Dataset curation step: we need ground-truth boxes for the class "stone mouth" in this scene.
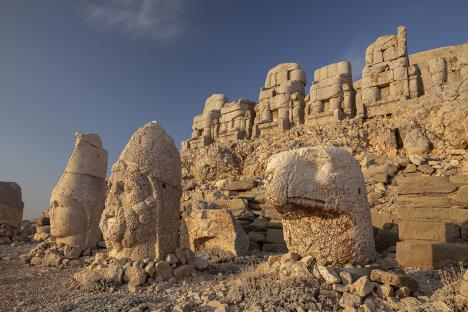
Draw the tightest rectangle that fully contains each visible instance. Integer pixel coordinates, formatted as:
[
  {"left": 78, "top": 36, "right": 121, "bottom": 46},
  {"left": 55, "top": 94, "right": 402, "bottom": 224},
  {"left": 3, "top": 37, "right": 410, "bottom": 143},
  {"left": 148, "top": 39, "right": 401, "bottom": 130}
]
[{"left": 276, "top": 197, "right": 342, "bottom": 219}]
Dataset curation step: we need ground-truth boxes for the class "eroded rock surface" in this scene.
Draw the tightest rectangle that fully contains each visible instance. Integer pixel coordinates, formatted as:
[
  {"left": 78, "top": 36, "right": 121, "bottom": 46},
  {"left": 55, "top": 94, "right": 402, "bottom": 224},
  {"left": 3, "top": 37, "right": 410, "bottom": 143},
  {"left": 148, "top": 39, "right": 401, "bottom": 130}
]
[
  {"left": 181, "top": 207, "right": 249, "bottom": 257},
  {"left": 49, "top": 133, "right": 107, "bottom": 253},
  {"left": 100, "top": 122, "right": 181, "bottom": 261},
  {"left": 0, "top": 182, "right": 24, "bottom": 237},
  {"left": 265, "top": 145, "right": 376, "bottom": 265}
]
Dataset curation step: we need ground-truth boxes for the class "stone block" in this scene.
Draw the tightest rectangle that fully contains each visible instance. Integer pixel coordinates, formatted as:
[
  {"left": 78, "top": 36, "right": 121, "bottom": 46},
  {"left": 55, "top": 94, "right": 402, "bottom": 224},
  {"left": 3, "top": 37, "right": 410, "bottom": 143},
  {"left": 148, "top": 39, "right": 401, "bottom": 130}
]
[
  {"left": 370, "top": 269, "right": 418, "bottom": 292},
  {"left": 395, "top": 195, "right": 456, "bottom": 208},
  {"left": 395, "top": 207, "right": 468, "bottom": 223},
  {"left": 223, "top": 178, "right": 256, "bottom": 191},
  {"left": 396, "top": 176, "right": 457, "bottom": 195},
  {"left": 460, "top": 280, "right": 468, "bottom": 297},
  {"left": 461, "top": 51, "right": 468, "bottom": 65},
  {"left": 371, "top": 211, "right": 396, "bottom": 229},
  {"left": 393, "top": 67, "right": 408, "bottom": 81},
  {"left": 317, "top": 82, "right": 342, "bottom": 100},
  {"left": 261, "top": 204, "right": 282, "bottom": 220},
  {"left": 396, "top": 240, "right": 468, "bottom": 269},
  {"left": 0, "top": 182, "right": 24, "bottom": 230},
  {"left": 265, "top": 228, "right": 284, "bottom": 244},
  {"left": 399, "top": 221, "right": 460, "bottom": 242},
  {"left": 314, "top": 68, "right": 320, "bottom": 81},
  {"left": 452, "top": 185, "right": 468, "bottom": 203},
  {"left": 371, "top": 211, "right": 398, "bottom": 251},
  {"left": 226, "top": 198, "right": 248, "bottom": 216},
  {"left": 262, "top": 243, "right": 288, "bottom": 253},
  {"left": 248, "top": 231, "right": 266, "bottom": 242},
  {"left": 181, "top": 208, "right": 249, "bottom": 257}
]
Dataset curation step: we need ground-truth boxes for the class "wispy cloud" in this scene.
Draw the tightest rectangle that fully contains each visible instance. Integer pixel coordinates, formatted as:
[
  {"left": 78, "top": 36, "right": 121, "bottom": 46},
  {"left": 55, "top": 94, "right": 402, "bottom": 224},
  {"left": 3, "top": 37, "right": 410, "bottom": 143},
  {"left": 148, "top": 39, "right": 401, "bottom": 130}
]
[
  {"left": 83, "top": 0, "right": 186, "bottom": 40},
  {"left": 341, "top": 35, "right": 371, "bottom": 80}
]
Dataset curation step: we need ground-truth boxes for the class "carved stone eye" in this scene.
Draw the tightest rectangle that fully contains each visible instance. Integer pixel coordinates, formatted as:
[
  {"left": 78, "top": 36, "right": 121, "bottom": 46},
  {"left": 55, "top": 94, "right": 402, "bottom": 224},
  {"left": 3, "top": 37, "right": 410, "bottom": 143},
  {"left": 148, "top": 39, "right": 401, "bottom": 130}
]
[{"left": 116, "top": 182, "right": 124, "bottom": 193}]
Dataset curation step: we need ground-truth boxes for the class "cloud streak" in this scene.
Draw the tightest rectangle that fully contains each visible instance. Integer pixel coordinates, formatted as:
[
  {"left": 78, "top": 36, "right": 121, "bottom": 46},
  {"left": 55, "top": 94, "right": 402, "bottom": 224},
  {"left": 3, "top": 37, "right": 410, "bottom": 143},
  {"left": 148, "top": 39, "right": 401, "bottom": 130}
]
[
  {"left": 83, "top": 0, "right": 185, "bottom": 40},
  {"left": 340, "top": 34, "right": 371, "bottom": 80}
]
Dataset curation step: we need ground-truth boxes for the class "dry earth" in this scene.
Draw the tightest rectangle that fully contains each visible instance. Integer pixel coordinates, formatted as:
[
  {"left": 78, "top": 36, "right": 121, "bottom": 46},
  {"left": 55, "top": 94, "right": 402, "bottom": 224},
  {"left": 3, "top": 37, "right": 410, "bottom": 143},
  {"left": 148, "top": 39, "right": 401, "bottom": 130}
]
[{"left": 1, "top": 242, "right": 464, "bottom": 312}]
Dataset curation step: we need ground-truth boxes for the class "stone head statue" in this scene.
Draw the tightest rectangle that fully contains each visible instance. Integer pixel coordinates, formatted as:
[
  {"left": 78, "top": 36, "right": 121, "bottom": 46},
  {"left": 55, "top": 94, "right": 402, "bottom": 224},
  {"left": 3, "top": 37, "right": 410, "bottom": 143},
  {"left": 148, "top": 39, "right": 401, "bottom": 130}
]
[
  {"left": 202, "top": 94, "right": 227, "bottom": 115},
  {"left": 49, "top": 133, "right": 107, "bottom": 253},
  {"left": 265, "top": 145, "right": 376, "bottom": 265},
  {"left": 100, "top": 121, "right": 181, "bottom": 261},
  {"left": 0, "top": 182, "right": 24, "bottom": 236}
]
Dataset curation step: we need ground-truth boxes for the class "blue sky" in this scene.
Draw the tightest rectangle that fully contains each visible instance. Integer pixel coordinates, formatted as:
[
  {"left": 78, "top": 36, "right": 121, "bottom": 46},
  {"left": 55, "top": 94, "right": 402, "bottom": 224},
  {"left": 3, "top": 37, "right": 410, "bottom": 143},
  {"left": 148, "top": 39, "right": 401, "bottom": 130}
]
[{"left": 1, "top": 0, "right": 467, "bottom": 219}]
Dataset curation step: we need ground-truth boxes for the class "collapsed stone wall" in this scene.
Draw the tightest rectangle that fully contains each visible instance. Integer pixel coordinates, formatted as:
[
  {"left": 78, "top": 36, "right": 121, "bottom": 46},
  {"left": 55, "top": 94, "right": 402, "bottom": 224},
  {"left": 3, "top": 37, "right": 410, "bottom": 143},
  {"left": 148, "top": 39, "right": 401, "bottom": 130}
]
[
  {"left": 183, "top": 27, "right": 467, "bottom": 152},
  {"left": 181, "top": 26, "right": 467, "bottom": 268},
  {"left": 181, "top": 98, "right": 468, "bottom": 266}
]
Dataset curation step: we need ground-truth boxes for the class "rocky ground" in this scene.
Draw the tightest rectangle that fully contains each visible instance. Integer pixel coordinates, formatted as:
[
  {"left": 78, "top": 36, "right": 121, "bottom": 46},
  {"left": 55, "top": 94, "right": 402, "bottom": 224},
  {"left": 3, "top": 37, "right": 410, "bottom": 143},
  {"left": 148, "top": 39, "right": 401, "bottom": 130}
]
[{"left": 1, "top": 242, "right": 466, "bottom": 312}]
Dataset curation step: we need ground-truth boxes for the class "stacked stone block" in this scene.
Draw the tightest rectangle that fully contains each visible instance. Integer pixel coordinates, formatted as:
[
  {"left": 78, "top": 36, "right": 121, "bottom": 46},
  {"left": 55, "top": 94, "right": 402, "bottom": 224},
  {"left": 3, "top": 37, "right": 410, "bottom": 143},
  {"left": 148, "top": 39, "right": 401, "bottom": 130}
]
[
  {"left": 184, "top": 177, "right": 288, "bottom": 253},
  {"left": 183, "top": 95, "right": 257, "bottom": 150},
  {"left": 219, "top": 178, "right": 288, "bottom": 253},
  {"left": 426, "top": 44, "right": 468, "bottom": 100},
  {"left": 218, "top": 99, "right": 256, "bottom": 144},
  {"left": 253, "top": 63, "right": 306, "bottom": 137},
  {"left": 305, "top": 61, "right": 356, "bottom": 125},
  {"left": 359, "top": 26, "right": 421, "bottom": 118},
  {"left": 183, "top": 94, "right": 228, "bottom": 149},
  {"left": 395, "top": 175, "right": 468, "bottom": 268}
]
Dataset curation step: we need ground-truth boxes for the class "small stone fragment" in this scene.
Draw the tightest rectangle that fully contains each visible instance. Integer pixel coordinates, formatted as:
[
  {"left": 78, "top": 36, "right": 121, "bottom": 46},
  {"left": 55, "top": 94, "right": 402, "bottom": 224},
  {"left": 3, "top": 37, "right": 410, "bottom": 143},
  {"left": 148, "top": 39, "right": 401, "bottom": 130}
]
[
  {"left": 191, "top": 256, "right": 209, "bottom": 270},
  {"left": 350, "top": 276, "right": 376, "bottom": 297},
  {"left": 30, "top": 256, "right": 42, "bottom": 266},
  {"left": 173, "top": 264, "right": 194, "bottom": 280},
  {"left": 166, "top": 253, "right": 179, "bottom": 265},
  {"left": 123, "top": 266, "right": 147, "bottom": 285},
  {"left": 155, "top": 261, "right": 173, "bottom": 281},
  {"left": 370, "top": 269, "right": 418, "bottom": 292},
  {"left": 339, "top": 271, "right": 354, "bottom": 285},
  {"left": 339, "top": 292, "right": 362, "bottom": 309},
  {"left": 396, "top": 286, "right": 411, "bottom": 298},
  {"left": 377, "top": 283, "right": 394, "bottom": 298}
]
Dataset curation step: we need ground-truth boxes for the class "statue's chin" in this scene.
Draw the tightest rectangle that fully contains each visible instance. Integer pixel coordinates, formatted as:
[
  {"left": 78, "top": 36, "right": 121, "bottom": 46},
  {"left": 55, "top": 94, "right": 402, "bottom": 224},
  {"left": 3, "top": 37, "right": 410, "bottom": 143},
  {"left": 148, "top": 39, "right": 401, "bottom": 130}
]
[{"left": 104, "top": 217, "right": 124, "bottom": 243}]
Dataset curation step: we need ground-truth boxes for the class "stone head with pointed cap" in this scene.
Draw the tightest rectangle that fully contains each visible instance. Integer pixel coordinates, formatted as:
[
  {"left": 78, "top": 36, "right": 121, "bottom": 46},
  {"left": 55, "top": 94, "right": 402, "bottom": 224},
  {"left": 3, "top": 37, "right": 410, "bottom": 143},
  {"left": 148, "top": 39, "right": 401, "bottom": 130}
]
[
  {"left": 100, "top": 121, "right": 181, "bottom": 261},
  {"left": 50, "top": 132, "right": 108, "bottom": 253}
]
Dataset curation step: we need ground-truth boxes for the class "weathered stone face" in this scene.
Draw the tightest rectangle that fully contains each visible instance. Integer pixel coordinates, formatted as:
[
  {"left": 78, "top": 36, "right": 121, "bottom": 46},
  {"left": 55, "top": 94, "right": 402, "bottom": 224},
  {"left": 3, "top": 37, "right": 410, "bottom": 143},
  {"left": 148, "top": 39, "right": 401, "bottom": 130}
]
[
  {"left": 100, "top": 122, "right": 181, "bottom": 261},
  {"left": 49, "top": 133, "right": 107, "bottom": 253},
  {"left": 265, "top": 145, "right": 376, "bottom": 265},
  {"left": 0, "top": 182, "right": 24, "bottom": 236}
]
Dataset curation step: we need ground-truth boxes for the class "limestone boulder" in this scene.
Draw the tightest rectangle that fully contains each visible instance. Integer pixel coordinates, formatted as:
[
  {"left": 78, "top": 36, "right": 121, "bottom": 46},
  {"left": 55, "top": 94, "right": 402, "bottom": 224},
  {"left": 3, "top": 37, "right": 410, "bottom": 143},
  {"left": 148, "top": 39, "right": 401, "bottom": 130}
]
[
  {"left": 427, "top": 101, "right": 468, "bottom": 149},
  {"left": 403, "top": 128, "right": 431, "bottom": 156},
  {"left": 0, "top": 182, "right": 24, "bottom": 234},
  {"left": 222, "top": 177, "right": 256, "bottom": 191},
  {"left": 370, "top": 269, "right": 418, "bottom": 292},
  {"left": 181, "top": 207, "right": 249, "bottom": 257},
  {"left": 74, "top": 263, "right": 123, "bottom": 289},
  {"left": 49, "top": 133, "right": 107, "bottom": 253},
  {"left": 100, "top": 122, "right": 181, "bottom": 261},
  {"left": 265, "top": 145, "right": 376, "bottom": 265},
  {"left": 181, "top": 145, "right": 241, "bottom": 183}
]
